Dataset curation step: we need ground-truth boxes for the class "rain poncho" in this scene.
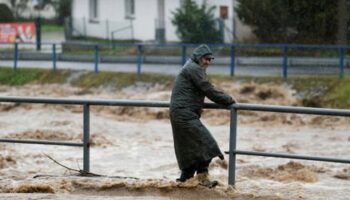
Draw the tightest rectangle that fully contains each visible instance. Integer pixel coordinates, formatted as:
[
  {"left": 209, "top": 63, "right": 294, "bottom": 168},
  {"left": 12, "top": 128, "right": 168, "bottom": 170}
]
[{"left": 170, "top": 44, "right": 234, "bottom": 170}]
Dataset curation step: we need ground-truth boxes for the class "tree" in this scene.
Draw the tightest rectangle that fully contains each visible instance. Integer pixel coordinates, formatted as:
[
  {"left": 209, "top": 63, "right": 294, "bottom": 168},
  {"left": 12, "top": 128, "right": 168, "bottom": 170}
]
[
  {"left": 172, "top": 0, "right": 222, "bottom": 44},
  {"left": 235, "top": 0, "right": 287, "bottom": 43},
  {"left": 337, "top": 0, "right": 348, "bottom": 44},
  {"left": 8, "top": 0, "right": 29, "bottom": 19},
  {"left": 0, "top": 3, "right": 14, "bottom": 22},
  {"left": 38, "top": 0, "right": 72, "bottom": 24},
  {"left": 235, "top": 0, "right": 340, "bottom": 44},
  {"left": 56, "top": 0, "right": 71, "bottom": 25},
  {"left": 6, "top": 0, "right": 71, "bottom": 24}
]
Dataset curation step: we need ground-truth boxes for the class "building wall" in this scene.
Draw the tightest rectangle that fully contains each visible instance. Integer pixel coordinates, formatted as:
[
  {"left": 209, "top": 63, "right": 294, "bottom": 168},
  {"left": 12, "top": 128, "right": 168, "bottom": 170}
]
[
  {"left": 133, "top": 0, "right": 157, "bottom": 41},
  {"left": 164, "top": 0, "right": 180, "bottom": 42},
  {"left": 231, "top": 0, "right": 253, "bottom": 41},
  {"left": 71, "top": 0, "right": 253, "bottom": 42},
  {"left": 72, "top": 0, "right": 157, "bottom": 40}
]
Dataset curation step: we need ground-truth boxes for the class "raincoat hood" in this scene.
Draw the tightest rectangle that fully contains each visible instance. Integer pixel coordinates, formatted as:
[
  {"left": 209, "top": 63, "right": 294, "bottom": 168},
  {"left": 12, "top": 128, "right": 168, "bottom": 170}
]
[{"left": 191, "top": 44, "right": 214, "bottom": 63}]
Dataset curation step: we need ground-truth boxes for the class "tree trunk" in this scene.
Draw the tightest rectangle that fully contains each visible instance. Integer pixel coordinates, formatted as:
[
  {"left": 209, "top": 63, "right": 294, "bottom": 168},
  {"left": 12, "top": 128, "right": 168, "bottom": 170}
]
[{"left": 337, "top": 0, "right": 348, "bottom": 44}]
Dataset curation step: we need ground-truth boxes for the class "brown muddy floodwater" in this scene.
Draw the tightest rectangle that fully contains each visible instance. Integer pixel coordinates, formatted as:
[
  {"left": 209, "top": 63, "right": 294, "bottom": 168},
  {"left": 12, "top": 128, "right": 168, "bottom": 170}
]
[{"left": 0, "top": 82, "right": 350, "bottom": 199}]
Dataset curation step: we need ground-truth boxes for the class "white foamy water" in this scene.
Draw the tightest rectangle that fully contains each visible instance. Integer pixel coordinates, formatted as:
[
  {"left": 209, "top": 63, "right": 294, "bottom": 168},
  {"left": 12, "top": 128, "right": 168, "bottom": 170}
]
[{"left": 0, "top": 83, "right": 349, "bottom": 199}]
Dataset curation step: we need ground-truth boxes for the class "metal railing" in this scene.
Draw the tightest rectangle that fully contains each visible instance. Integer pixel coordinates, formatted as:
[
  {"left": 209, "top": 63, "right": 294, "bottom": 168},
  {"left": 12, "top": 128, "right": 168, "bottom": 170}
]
[
  {"left": 227, "top": 103, "right": 350, "bottom": 185},
  {"left": 1, "top": 42, "right": 350, "bottom": 78},
  {"left": 0, "top": 96, "right": 169, "bottom": 172},
  {"left": 0, "top": 96, "right": 350, "bottom": 185}
]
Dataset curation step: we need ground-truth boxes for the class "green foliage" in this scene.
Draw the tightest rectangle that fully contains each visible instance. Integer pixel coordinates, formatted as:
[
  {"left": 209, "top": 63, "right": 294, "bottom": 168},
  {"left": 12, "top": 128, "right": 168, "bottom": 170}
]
[
  {"left": 171, "top": 0, "right": 222, "bottom": 44},
  {"left": 0, "top": 3, "right": 14, "bottom": 22},
  {"left": 0, "top": 67, "right": 69, "bottom": 85},
  {"left": 6, "top": 0, "right": 71, "bottom": 25},
  {"left": 56, "top": 0, "right": 71, "bottom": 24},
  {"left": 321, "top": 78, "right": 350, "bottom": 108},
  {"left": 7, "top": 0, "right": 29, "bottom": 19},
  {"left": 72, "top": 71, "right": 173, "bottom": 89},
  {"left": 41, "top": 24, "right": 64, "bottom": 32},
  {"left": 30, "top": 0, "right": 71, "bottom": 25},
  {"left": 235, "top": 0, "right": 339, "bottom": 44}
]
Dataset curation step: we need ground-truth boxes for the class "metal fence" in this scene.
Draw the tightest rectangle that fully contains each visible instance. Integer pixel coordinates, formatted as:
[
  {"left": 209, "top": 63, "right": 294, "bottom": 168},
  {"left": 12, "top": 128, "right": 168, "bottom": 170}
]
[
  {"left": 227, "top": 103, "right": 350, "bottom": 185},
  {"left": 1, "top": 42, "right": 350, "bottom": 78},
  {"left": 0, "top": 96, "right": 350, "bottom": 185}
]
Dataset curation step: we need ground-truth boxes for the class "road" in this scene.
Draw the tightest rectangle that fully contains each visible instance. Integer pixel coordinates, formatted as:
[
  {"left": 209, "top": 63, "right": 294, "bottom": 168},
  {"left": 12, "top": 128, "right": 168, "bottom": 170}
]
[{"left": 1, "top": 60, "right": 350, "bottom": 77}]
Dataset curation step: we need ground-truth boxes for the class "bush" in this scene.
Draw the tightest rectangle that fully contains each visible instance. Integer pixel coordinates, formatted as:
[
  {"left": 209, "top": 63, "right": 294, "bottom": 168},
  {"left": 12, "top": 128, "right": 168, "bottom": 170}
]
[
  {"left": 0, "top": 3, "right": 14, "bottom": 22},
  {"left": 171, "top": 0, "right": 222, "bottom": 44},
  {"left": 56, "top": 0, "right": 71, "bottom": 25}
]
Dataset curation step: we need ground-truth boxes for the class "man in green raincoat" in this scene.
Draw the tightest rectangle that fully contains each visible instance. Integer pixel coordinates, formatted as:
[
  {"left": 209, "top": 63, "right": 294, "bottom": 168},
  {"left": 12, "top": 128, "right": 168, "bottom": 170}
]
[{"left": 170, "top": 44, "right": 236, "bottom": 186}]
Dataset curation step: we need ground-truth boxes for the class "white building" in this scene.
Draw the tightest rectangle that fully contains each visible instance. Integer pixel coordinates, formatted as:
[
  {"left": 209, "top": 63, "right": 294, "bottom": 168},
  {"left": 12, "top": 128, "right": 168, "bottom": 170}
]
[{"left": 71, "top": 0, "right": 252, "bottom": 43}]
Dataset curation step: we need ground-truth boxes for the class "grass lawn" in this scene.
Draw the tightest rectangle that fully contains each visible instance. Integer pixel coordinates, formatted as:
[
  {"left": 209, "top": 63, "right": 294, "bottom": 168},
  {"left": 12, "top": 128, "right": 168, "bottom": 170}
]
[{"left": 41, "top": 24, "right": 64, "bottom": 33}]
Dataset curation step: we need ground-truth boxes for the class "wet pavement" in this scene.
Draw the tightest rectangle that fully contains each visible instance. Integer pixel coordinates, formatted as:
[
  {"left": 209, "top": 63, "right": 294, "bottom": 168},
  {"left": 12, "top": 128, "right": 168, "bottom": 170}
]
[{"left": 1, "top": 59, "right": 349, "bottom": 77}]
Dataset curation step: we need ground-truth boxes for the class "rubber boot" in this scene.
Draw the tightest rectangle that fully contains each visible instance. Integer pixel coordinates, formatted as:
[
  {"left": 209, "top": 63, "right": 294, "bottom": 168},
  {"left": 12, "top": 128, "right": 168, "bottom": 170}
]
[
  {"left": 197, "top": 172, "right": 218, "bottom": 188},
  {"left": 176, "top": 169, "right": 195, "bottom": 182}
]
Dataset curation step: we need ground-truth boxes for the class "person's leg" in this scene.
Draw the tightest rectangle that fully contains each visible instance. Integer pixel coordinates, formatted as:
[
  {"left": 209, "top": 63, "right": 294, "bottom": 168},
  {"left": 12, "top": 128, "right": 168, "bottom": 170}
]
[
  {"left": 176, "top": 166, "right": 196, "bottom": 182},
  {"left": 196, "top": 159, "right": 218, "bottom": 188},
  {"left": 196, "top": 159, "right": 211, "bottom": 174}
]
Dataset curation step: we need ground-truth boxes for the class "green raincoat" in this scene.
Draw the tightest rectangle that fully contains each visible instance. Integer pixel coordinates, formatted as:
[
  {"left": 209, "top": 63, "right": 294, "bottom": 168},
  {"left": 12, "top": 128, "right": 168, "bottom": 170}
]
[{"left": 170, "top": 44, "right": 234, "bottom": 170}]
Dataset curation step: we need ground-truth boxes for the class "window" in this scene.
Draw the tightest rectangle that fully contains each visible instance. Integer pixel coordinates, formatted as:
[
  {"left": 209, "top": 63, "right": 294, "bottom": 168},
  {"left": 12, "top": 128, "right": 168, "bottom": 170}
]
[
  {"left": 220, "top": 6, "right": 228, "bottom": 19},
  {"left": 125, "top": 0, "right": 135, "bottom": 19},
  {"left": 89, "top": 0, "right": 99, "bottom": 21}
]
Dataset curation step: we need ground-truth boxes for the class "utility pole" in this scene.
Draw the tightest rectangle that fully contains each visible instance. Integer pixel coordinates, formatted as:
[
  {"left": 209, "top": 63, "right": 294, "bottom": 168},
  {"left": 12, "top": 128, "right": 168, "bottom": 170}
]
[
  {"left": 337, "top": 0, "right": 348, "bottom": 44},
  {"left": 156, "top": 0, "right": 166, "bottom": 43},
  {"left": 232, "top": 0, "right": 236, "bottom": 42}
]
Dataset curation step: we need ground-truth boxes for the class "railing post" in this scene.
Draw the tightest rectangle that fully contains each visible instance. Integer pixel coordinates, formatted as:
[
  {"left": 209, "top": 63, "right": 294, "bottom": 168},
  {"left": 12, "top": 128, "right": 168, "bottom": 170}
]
[
  {"left": 137, "top": 44, "right": 143, "bottom": 78},
  {"left": 13, "top": 42, "right": 18, "bottom": 70},
  {"left": 181, "top": 44, "right": 187, "bottom": 65},
  {"left": 35, "top": 17, "right": 41, "bottom": 51},
  {"left": 230, "top": 45, "right": 236, "bottom": 77},
  {"left": 339, "top": 47, "right": 345, "bottom": 78},
  {"left": 106, "top": 19, "right": 110, "bottom": 40},
  {"left": 282, "top": 45, "right": 288, "bottom": 79},
  {"left": 83, "top": 104, "right": 90, "bottom": 172},
  {"left": 228, "top": 106, "right": 237, "bottom": 185},
  {"left": 83, "top": 17, "right": 87, "bottom": 38},
  {"left": 94, "top": 45, "right": 99, "bottom": 73},
  {"left": 52, "top": 44, "right": 57, "bottom": 71}
]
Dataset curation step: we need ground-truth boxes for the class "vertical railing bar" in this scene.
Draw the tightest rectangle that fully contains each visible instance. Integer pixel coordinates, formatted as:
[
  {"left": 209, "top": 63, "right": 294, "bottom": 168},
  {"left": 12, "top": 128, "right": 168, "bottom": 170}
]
[
  {"left": 13, "top": 42, "right": 18, "bottom": 70},
  {"left": 230, "top": 45, "right": 235, "bottom": 77},
  {"left": 94, "top": 45, "right": 99, "bottom": 73},
  {"left": 228, "top": 107, "right": 237, "bottom": 185},
  {"left": 52, "top": 43, "right": 57, "bottom": 71},
  {"left": 283, "top": 45, "right": 288, "bottom": 79},
  {"left": 339, "top": 47, "right": 345, "bottom": 78},
  {"left": 137, "top": 44, "right": 143, "bottom": 78},
  {"left": 83, "top": 103, "right": 90, "bottom": 172},
  {"left": 106, "top": 19, "right": 110, "bottom": 40},
  {"left": 181, "top": 44, "right": 187, "bottom": 65}
]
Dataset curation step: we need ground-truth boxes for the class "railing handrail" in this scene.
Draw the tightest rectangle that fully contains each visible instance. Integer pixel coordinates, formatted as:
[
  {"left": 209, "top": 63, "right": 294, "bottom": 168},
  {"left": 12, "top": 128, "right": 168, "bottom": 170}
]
[
  {"left": 0, "top": 96, "right": 350, "bottom": 116},
  {"left": 3, "top": 42, "right": 350, "bottom": 49},
  {"left": 234, "top": 103, "right": 350, "bottom": 116}
]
